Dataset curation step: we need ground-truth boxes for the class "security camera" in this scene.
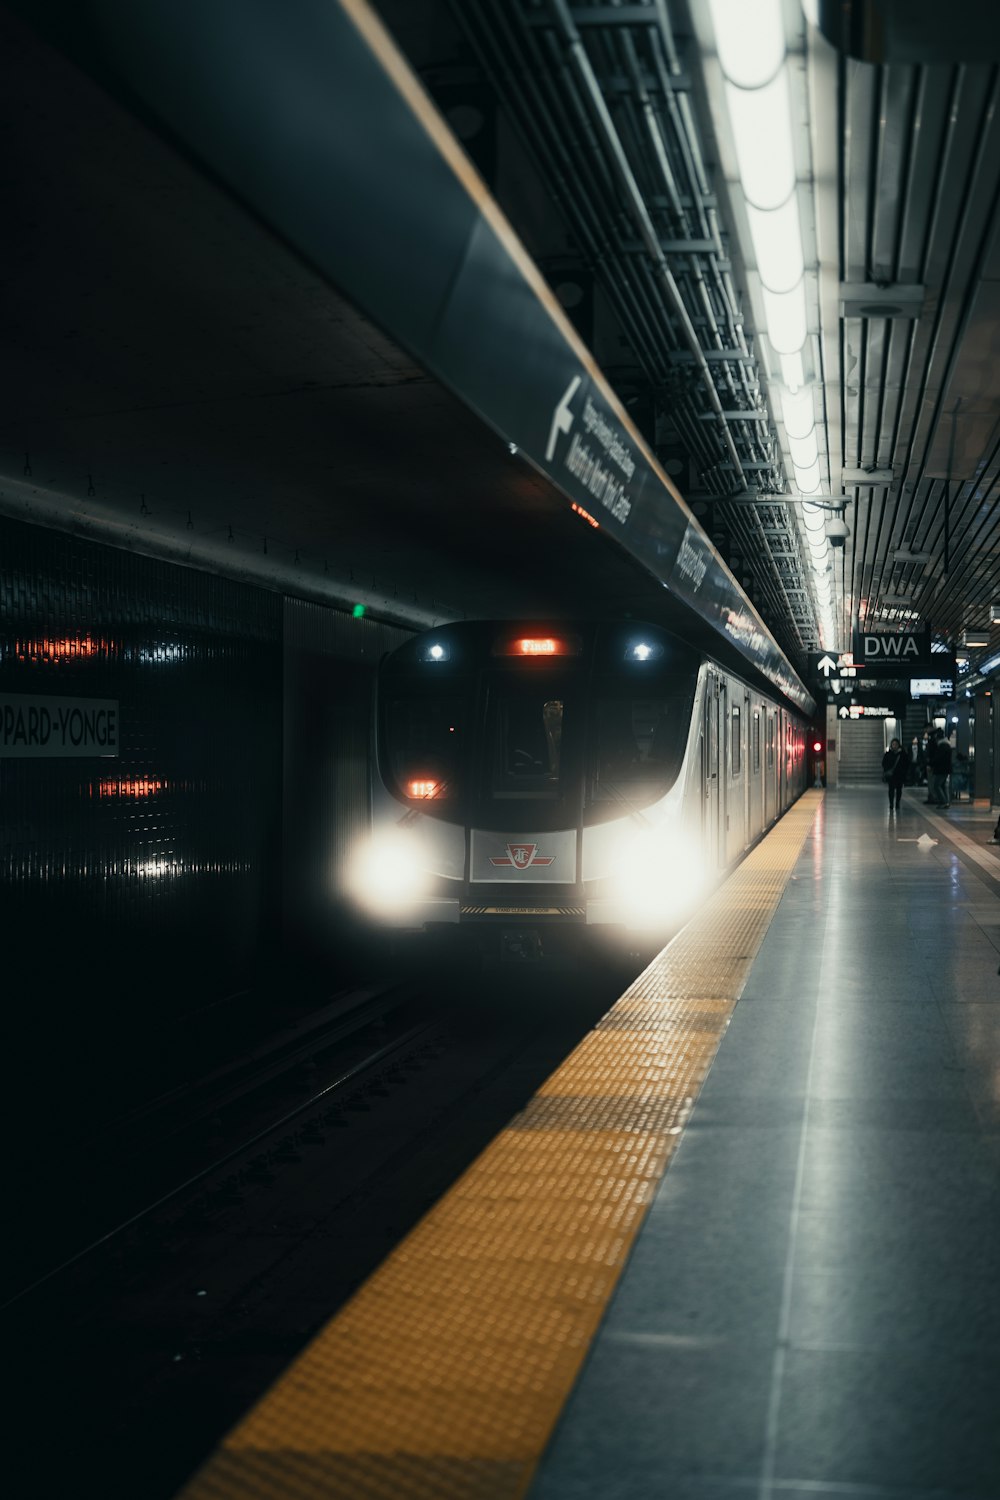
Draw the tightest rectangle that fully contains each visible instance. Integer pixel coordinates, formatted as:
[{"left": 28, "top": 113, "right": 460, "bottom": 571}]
[{"left": 825, "top": 518, "right": 850, "bottom": 547}]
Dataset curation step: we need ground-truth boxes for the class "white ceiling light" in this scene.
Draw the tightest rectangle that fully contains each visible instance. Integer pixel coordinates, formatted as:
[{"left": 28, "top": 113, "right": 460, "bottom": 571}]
[
  {"left": 780, "top": 386, "right": 815, "bottom": 440},
  {"left": 762, "top": 279, "right": 807, "bottom": 353},
  {"left": 708, "top": 0, "right": 784, "bottom": 88},
  {"left": 780, "top": 351, "right": 805, "bottom": 391},
  {"left": 788, "top": 429, "right": 819, "bottom": 469},
  {"left": 709, "top": 0, "right": 833, "bottom": 646},
  {"left": 725, "top": 73, "right": 795, "bottom": 209},
  {"left": 794, "top": 459, "right": 821, "bottom": 493},
  {"left": 746, "top": 195, "right": 804, "bottom": 294}
]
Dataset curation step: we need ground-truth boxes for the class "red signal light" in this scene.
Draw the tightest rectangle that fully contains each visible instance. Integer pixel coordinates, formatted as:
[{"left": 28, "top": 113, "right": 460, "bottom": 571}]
[{"left": 812, "top": 740, "right": 823, "bottom": 753}]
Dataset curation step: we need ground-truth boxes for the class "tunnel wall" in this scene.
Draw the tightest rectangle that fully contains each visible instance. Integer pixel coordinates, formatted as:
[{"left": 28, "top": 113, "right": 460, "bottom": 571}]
[
  {"left": 0, "top": 515, "right": 283, "bottom": 1114},
  {"left": 282, "top": 598, "right": 410, "bottom": 984},
  {"left": 0, "top": 516, "right": 409, "bottom": 1126}
]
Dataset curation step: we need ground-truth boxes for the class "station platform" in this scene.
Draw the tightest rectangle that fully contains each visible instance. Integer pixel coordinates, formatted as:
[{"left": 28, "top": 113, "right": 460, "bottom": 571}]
[{"left": 176, "top": 787, "right": 1000, "bottom": 1500}]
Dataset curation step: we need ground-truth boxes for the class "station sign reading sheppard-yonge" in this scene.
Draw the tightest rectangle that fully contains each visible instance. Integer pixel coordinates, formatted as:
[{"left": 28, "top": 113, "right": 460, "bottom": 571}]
[{"left": 0, "top": 693, "right": 119, "bottom": 757}]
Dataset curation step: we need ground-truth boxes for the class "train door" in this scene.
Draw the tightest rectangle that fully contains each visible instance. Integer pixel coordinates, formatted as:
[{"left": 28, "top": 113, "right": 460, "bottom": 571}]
[
  {"left": 725, "top": 684, "right": 744, "bottom": 862},
  {"left": 703, "top": 672, "right": 720, "bottom": 867},
  {"left": 750, "top": 701, "right": 763, "bottom": 840},
  {"left": 718, "top": 678, "right": 729, "bottom": 866},
  {"left": 765, "top": 707, "right": 777, "bottom": 825},
  {"left": 743, "top": 690, "right": 751, "bottom": 847}
]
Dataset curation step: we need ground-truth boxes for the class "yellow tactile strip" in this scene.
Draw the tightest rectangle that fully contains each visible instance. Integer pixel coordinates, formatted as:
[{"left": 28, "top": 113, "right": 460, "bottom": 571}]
[{"left": 179, "top": 792, "right": 822, "bottom": 1500}]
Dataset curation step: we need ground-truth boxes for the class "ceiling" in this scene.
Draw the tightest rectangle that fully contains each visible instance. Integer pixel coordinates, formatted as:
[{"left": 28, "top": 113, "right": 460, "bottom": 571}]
[
  {"left": 374, "top": 0, "right": 1000, "bottom": 685},
  {"left": 833, "top": 37, "right": 1000, "bottom": 678},
  {"left": 0, "top": 2, "right": 683, "bottom": 633},
  {"left": 5, "top": 0, "right": 1000, "bottom": 692}
]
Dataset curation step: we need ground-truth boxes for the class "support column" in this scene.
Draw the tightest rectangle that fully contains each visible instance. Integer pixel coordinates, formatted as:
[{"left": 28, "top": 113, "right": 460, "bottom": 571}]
[
  {"left": 825, "top": 702, "right": 839, "bottom": 788},
  {"left": 980, "top": 695, "right": 996, "bottom": 805}
]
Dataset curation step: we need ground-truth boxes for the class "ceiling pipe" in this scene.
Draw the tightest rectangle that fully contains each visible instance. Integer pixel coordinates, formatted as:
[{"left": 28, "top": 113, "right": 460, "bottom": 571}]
[
  {"left": 463, "top": 1, "right": 769, "bottom": 498},
  {"left": 453, "top": 0, "right": 814, "bottom": 653},
  {"left": 616, "top": 29, "right": 764, "bottom": 452},
  {"left": 548, "top": 0, "right": 748, "bottom": 489},
  {"left": 647, "top": 2, "right": 769, "bottom": 450}
]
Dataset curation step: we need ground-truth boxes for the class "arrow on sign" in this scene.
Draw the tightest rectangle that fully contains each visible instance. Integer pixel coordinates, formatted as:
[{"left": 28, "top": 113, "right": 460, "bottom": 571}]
[
  {"left": 546, "top": 375, "right": 581, "bottom": 462},
  {"left": 839, "top": 706, "right": 849, "bottom": 718},
  {"left": 816, "top": 654, "right": 838, "bottom": 676}
]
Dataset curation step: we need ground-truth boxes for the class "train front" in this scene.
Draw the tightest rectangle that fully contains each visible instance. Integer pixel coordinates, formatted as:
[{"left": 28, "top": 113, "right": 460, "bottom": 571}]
[{"left": 346, "top": 621, "right": 704, "bottom": 961}]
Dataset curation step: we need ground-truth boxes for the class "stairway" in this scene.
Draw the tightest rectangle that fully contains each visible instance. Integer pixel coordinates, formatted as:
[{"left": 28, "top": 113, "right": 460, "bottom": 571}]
[{"left": 837, "top": 718, "right": 885, "bottom": 783}]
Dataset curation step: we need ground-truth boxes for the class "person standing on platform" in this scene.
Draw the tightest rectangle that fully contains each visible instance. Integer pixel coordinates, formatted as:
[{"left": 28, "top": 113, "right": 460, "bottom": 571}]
[
  {"left": 882, "top": 737, "right": 905, "bottom": 811},
  {"left": 923, "top": 730, "right": 939, "bottom": 804},
  {"left": 910, "top": 736, "right": 922, "bottom": 785},
  {"left": 928, "top": 730, "right": 952, "bottom": 808}
]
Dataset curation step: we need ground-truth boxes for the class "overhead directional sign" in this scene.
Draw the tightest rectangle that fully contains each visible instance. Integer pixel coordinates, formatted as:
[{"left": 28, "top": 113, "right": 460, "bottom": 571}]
[
  {"left": 856, "top": 630, "right": 928, "bottom": 663},
  {"left": 808, "top": 650, "right": 861, "bottom": 681}
]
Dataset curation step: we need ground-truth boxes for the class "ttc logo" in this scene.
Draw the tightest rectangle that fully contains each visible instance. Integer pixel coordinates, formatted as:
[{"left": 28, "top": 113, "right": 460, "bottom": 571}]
[{"left": 489, "top": 843, "right": 555, "bottom": 870}]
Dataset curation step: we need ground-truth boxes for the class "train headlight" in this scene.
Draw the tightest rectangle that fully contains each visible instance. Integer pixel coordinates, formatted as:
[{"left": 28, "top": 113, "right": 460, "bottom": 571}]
[
  {"left": 609, "top": 825, "right": 708, "bottom": 928},
  {"left": 346, "top": 830, "right": 430, "bottom": 919},
  {"left": 625, "top": 639, "right": 664, "bottom": 662}
]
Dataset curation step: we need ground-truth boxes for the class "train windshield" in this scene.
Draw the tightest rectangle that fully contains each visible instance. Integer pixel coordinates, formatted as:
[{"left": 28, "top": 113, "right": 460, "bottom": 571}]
[
  {"left": 488, "top": 688, "right": 570, "bottom": 800},
  {"left": 589, "top": 691, "right": 692, "bottom": 815},
  {"left": 384, "top": 695, "right": 465, "bottom": 805}
]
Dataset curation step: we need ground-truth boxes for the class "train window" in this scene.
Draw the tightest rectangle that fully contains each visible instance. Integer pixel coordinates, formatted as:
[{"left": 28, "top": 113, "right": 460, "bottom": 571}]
[
  {"left": 384, "top": 696, "right": 464, "bottom": 803},
  {"left": 591, "top": 696, "right": 688, "bottom": 809},
  {"left": 753, "top": 711, "right": 761, "bottom": 771},
  {"left": 731, "top": 706, "right": 741, "bottom": 774},
  {"left": 766, "top": 714, "right": 775, "bottom": 767},
  {"left": 489, "top": 690, "right": 567, "bottom": 799}
]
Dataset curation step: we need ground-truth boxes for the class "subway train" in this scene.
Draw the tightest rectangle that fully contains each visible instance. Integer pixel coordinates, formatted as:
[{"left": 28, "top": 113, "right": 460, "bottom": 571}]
[{"left": 345, "top": 620, "right": 808, "bottom": 959}]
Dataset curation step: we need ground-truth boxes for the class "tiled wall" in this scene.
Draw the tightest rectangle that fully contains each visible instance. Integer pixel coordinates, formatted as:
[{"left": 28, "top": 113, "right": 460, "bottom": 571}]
[
  {"left": 1, "top": 517, "right": 282, "bottom": 1115},
  {"left": 282, "top": 598, "right": 410, "bottom": 981}
]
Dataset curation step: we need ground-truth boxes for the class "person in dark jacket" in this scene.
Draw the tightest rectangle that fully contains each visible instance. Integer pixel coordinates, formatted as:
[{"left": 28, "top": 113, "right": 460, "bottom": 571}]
[
  {"left": 928, "top": 732, "right": 953, "bottom": 808},
  {"left": 882, "top": 737, "right": 906, "bottom": 810}
]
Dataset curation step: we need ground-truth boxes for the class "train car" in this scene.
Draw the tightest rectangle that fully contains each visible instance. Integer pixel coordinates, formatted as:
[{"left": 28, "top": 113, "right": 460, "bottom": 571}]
[{"left": 345, "top": 620, "right": 807, "bottom": 960}]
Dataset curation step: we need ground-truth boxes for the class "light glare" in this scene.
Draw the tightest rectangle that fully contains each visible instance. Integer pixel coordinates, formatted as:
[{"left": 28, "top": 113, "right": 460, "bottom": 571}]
[
  {"left": 345, "top": 831, "right": 430, "bottom": 920},
  {"left": 608, "top": 825, "right": 708, "bottom": 929}
]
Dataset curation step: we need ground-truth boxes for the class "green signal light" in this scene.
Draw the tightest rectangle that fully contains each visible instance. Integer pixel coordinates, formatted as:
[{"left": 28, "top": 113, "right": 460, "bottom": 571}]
[{"left": 352, "top": 603, "right": 366, "bottom": 619}]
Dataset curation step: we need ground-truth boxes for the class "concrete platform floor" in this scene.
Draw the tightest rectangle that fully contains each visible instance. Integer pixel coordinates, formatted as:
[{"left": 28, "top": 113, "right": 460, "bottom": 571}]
[{"left": 531, "top": 786, "right": 1000, "bottom": 1500}]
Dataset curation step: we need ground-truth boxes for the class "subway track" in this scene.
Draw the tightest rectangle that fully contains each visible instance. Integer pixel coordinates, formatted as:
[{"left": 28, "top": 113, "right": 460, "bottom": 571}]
[
  {"left": 4, "top": 952, "right": 631, "bottom": 1500},
  {"left": 3, "top": 979, "right": 428, "bottom": 1302}
]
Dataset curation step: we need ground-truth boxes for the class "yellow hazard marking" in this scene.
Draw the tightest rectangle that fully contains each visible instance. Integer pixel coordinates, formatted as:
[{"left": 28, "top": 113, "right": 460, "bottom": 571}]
[{"left": 178, "top": 792, "right": 821, "bottom": 1500}]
